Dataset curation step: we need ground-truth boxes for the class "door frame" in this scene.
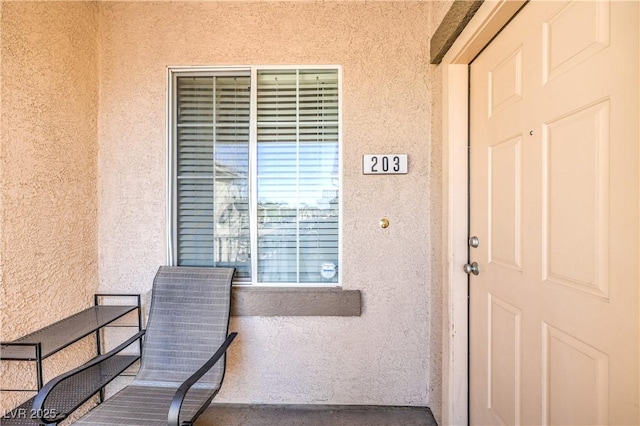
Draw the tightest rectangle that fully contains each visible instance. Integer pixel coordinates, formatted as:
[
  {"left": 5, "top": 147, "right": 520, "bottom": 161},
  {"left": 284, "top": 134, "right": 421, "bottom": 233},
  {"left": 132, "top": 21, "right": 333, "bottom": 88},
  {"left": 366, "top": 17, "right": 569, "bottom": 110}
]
[{"left": 439, "top": 1, "right": 526, "bottom": 424}]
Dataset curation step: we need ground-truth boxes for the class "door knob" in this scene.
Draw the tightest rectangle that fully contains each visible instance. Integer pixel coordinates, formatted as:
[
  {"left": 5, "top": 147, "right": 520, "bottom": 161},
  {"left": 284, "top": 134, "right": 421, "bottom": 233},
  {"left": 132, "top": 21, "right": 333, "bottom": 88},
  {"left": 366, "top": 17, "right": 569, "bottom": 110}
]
[
  {"left": 463, "top": 262, "right": 479, "bottom": 275},
  {"left": 469, "top": 236, "right": 480, "bottom": 248}
]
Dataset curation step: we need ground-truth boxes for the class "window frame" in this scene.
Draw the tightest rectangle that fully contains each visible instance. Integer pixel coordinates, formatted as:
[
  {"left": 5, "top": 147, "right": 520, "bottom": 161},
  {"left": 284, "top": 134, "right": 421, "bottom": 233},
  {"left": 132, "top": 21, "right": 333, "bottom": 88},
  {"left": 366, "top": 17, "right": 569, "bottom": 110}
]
[{"left": 166, "top": 65, "right": 343, "bottom": 287}]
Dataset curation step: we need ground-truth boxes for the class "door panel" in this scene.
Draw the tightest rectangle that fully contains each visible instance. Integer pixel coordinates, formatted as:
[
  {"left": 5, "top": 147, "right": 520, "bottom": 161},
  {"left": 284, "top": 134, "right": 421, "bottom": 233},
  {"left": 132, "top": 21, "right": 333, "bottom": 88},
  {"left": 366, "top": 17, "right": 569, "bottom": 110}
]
[
  {"left": 542, "top": 323, "right": 609, "bottom": 426},
  {"left": 469, "top": 1, "right": 639, "bottom": 425},
  {"left": 488, "top": 295, "right": 522, "bottom": 425},
  {"left": 489, "top": 135, "right": 522, "bottom": 271},
  {"left": 543, "top": 100, "right": 610, "bottom": 298}
]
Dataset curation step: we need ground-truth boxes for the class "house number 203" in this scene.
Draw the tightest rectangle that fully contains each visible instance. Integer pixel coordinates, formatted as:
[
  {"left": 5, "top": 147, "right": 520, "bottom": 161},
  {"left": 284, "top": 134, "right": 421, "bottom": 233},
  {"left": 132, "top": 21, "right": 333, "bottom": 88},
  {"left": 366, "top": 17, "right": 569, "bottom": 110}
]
[{"left": 363, "top": 154, "right": 408, "bottom": 175}]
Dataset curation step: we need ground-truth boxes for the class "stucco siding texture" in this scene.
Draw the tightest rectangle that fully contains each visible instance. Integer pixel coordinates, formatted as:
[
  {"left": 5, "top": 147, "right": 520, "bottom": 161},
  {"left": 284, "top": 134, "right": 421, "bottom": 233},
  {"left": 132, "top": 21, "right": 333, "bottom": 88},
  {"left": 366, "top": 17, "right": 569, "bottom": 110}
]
[
  {"left": 98, "top": 0, "right": 440, "bottom": 410},
  {"left": 0, "top": 1, "right": 99, "bottom": 412}
]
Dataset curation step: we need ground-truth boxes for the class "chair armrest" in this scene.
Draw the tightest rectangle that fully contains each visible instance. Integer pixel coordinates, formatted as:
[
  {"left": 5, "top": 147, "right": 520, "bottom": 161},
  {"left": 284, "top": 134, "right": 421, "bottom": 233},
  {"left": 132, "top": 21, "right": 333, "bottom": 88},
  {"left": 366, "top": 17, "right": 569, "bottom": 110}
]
[
  {"left": 168, "top": 332, "right": 238, "bottom": 426},
  {"left": 31, "top": 330, "right": 146, "bottom": 425}
]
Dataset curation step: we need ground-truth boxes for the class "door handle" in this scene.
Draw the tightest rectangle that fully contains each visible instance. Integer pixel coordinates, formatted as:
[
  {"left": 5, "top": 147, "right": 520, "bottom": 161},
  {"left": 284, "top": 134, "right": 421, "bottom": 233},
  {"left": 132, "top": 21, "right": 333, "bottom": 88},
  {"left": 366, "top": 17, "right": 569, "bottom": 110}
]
[{"left": 463, "top": 262, "right": 479, "bottom": 275}]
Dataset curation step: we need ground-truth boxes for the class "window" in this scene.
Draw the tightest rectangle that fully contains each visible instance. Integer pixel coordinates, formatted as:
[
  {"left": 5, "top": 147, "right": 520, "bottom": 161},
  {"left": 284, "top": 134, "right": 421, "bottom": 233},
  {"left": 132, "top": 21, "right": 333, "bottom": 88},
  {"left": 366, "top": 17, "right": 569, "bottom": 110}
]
[{"left": 169, "top": 67, "right": 340, "bottom": 286}]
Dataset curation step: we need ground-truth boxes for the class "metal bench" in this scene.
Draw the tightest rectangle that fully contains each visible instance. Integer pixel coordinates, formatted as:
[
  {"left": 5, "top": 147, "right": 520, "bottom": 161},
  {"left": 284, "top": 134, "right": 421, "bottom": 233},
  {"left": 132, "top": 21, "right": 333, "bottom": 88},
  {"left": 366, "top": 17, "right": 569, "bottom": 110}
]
[{"left": 1, "top": 296, "right": 142, "bottom": 425}]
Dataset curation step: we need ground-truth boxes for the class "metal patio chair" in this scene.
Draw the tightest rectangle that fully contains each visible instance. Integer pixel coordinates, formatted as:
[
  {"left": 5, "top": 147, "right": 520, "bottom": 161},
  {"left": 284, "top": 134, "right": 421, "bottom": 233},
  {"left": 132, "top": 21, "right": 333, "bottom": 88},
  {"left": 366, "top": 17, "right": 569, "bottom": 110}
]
[{"left": 32, "top": 266, "right": 237, "bottom": 426}]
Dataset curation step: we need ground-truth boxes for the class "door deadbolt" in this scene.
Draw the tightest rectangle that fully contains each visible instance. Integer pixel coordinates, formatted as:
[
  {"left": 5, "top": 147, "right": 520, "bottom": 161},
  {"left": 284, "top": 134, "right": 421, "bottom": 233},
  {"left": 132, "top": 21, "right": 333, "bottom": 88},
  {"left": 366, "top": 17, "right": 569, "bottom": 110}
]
[
  {"left": 463, "top": 262, "right": 479, "bottom": 275},
  {"left": 469, "top": 236, "right": 480, "bottom": 248}
]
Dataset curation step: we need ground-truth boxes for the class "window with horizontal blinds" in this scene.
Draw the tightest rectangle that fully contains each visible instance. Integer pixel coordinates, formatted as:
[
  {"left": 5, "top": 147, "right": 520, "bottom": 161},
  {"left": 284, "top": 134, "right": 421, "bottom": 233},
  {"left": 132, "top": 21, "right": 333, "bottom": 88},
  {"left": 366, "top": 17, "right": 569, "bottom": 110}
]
[
  {"left": 171, "top": 67, "right": 340, "bottom": 285},
  {"left": 175, "top": 74, "right": 251, "bottom": 281},
  {"left": 256, "top": 69, "right": 339, "bottom": 283}
]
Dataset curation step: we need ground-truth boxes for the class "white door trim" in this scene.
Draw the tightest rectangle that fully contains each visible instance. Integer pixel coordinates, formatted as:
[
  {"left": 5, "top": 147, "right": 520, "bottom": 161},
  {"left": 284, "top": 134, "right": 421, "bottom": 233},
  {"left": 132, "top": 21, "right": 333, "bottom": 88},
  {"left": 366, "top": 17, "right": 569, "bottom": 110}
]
[{"left": 439, "top": 1, "right": 526, "bottom": 425}]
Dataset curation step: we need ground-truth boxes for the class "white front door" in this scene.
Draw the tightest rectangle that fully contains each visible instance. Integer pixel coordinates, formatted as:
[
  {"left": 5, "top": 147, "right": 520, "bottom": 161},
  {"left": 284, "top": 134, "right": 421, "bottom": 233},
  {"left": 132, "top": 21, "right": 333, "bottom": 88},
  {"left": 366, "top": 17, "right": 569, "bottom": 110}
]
[{"left": 469, "top": 1, "right": 639, "bottom": 424}]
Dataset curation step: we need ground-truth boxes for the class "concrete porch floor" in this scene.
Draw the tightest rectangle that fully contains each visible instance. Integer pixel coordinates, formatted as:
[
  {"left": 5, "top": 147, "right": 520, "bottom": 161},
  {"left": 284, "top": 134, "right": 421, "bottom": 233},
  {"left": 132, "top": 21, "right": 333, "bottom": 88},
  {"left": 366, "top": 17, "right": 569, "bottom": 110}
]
[{"left": 196, "top": 404, "right": 438, "bottom": 426}]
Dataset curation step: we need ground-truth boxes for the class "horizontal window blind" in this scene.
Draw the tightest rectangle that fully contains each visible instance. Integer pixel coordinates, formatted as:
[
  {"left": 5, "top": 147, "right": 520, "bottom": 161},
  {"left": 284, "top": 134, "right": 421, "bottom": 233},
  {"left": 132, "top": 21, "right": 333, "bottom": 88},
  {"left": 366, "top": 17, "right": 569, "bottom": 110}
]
[
  {"left": 172, "top": 67, "right": 340, "bottom": 285},
  {"left": 175, "top": 74, "right": 251, "bottom": 281},
  {"left": 256, "top": 69, "right": 339, "bottom": 283}
]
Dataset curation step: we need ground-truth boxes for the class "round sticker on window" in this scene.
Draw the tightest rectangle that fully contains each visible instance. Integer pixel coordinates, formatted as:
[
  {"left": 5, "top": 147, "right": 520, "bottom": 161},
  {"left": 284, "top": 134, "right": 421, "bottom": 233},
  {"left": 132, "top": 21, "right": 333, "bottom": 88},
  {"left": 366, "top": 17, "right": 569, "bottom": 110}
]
[{"left": 320, "top": 263, "right": 337, "bottom": 280}]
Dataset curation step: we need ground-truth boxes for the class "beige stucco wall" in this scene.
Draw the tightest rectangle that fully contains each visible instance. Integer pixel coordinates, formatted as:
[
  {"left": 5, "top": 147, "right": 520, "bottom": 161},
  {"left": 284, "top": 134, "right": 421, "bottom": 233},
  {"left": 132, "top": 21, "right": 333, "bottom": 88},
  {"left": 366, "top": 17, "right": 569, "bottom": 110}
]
[
  {"left": 0, "top": 0, "right": 456, "bottom": 420},
  {"left": 0, "top": 1, "right": 100, "bottom": 412},
  {"left": 97, "top": 0, "right": 443, "bottom": 414}
]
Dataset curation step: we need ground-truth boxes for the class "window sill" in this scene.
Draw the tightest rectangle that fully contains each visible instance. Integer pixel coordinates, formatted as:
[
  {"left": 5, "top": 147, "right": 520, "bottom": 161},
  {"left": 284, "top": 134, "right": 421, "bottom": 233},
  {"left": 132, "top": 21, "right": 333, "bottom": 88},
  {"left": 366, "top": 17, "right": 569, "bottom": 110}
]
[{"left": 231, "top": 287, "right": 361, "bottom": 317}]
